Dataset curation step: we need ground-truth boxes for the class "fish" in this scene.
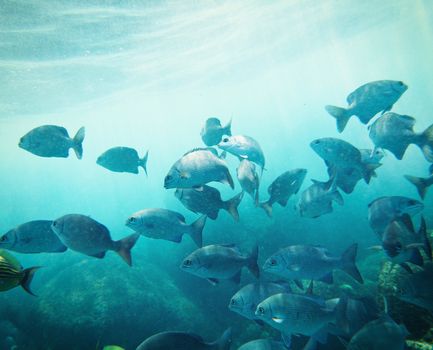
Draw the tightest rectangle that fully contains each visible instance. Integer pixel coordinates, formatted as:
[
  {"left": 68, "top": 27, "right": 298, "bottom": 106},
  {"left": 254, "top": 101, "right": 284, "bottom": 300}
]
[
  {"left": 180, "top": 244, "right": 259, "bottom": 285},
  {"left": 370, "top": 113, "right": 433, "bottom": 161},
  {"left": 164, "top": 148, "right": 234, "bottom": 189},
  {"left": 255, "top": 293, "right": 340, "bottom": 346},
  {"left": 18, "top": 125, "right": 85, "bottom": 159},
  {"left": 218, "top": 135, "right": 265, "bottom": 171},
  {"left": 97, "top": 147, "right": 148, "bottom": 175},
  {"left": 310, "top": 138, "right": 379, "bottom": 184},
  {"left": 237, "top": 159, "right": 260, "bottom": 205},
  {"left": 126, "top": 208, "right": 206, "bottom": 247},
  {"left": 200, "top": 117, "right": 232, "bottom": 146},
  {"left": 326, "top": 149, "right": 384, "bottom": 194},
  {"left": 0, "top": 249, "right": 40, "bottom": 296},
  {"left": 297, "top": 180, "right": 344, "bottom": 218},
  {"left": 259, "top": 169, "right": 307, "bottom": 217},
  {"left": 175, "top": 186, "right": 243, "bottom": 221},
  {"left": 405, "top": 174, "right": 433, "bottom": 199},
  {"left": 0, "top": 220, "right": 67, "bottom": 253},
  {"left": 263, "top": 243, "right": 363, "bottom": 284},
  {"left": 325, "top": 80, "right": 408, "bottom": 132},
  {"left": 345, "top": 313, "right": 408, "bottom": 350},
  {"left": 229, "top": 281, "right": 292, "bottom": 322},
  {"left": 135, "top": 328, "right": 232, "bottom": 350},
  {"left": 367, "top": 196, "right": 424, "bottom": 238},
  {"left": 381, "top": 216, "right": 431, "bottom": 272},
  {"left": 398, "top": 262, "right": 433, "bottom": 311},
  {"left": 237, "top": 339, "right": 288, "bottom": 350},
  {"left": 51, "top": 214, "right": 139, "bottom": 266}
]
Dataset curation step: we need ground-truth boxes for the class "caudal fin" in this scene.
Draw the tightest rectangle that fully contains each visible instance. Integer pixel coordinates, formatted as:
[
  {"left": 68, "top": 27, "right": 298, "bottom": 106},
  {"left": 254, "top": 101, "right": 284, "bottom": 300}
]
[
  {"left": 189, "top": 215, "right": 207, "bottom": 247},
  {"left": 223, "top": 119, "right": 232, "bottom": 137},
  {"left": 418, "top": 124, "right": 433, "bottom": 162},
  {"left": 247, "top": 245, "right": 260, "bottom": 278},
  {"left": 115, "top": 233, "right": 140, "bottom": 266},
  {"left": 340, "top": 243, "right": 363, "bottom": 283},
  {"left": 21, "top": 266, "right": 41, "bottom": 296},
  {"left": 223, "top": 191, "right": 244, "bottom": 221},
  {"left": 214, "top": 327, "right": 232, "bottom": 350},
  {"left": 259, "top": 201, "right": 273, "bottom": 218},
  {"left": 325, "top": 105, "right": 351, "bottom": 133},
  {"left": 72, "top": 126, "right": 85, "bottom": 159},
  {"left": 138, "top": 150, "right": 149, "bottom": 176},
  {"left": 405, "top": 175, "right": 430, "bottom": 199}
]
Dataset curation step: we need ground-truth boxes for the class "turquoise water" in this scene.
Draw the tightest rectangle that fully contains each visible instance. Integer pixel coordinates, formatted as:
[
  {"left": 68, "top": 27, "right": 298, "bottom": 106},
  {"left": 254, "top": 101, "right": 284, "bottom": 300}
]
[{"left": 1, "top": 1, "right": 433, "bottom": 349}]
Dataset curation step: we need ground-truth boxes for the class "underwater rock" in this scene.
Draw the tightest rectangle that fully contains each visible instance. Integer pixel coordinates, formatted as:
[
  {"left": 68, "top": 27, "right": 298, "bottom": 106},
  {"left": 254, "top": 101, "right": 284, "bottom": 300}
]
[
  {"left": 23, "top": 256, "right": 209, "bottom": 349},
  {"left": 377, "top": 261, "right": 433, "bottom": 340}
]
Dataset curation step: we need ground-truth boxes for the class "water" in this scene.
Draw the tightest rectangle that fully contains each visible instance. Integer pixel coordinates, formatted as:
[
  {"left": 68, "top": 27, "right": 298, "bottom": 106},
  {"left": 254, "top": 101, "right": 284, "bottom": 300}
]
[{"left": 1, "top": 1, "right": 433, "bottom": 349}]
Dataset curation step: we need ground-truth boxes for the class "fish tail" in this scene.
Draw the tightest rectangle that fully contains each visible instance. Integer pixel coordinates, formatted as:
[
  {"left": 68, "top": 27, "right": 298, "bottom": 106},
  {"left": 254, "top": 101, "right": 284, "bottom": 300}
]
[
  {"left": 325, "top": 105, "right": 351, "bottom": 133},
  {"left": 213, "top": 327, "right": 232, "bottom": 350},
  {"left": 138, "top": 150, "right": 149, "bottom": 176},
  {"left": 21, "top": 266, "right": 41, "bottom": 296},
  {"left": 223, "top": 118, "right": 232, "bottom": 136},
  {"left": 340, "top": 243, "right": 363, "bottom": 283},
  {"left": 189, "top": 215, "right": 207, "bottom": 247},
  {"left": 259, "top": 201, "right": 273, "bottom": 217},
  {"left": 418, "top": 124, "right": 433, "bottom": 162},
  {"left": 247, "top": 244, "right": 260, "bottom": 278},
  {"left": 72, "top": 126, "right": 85, "bottom": 159},
  {"left": 223, "top": 191, "right": 243, "bottom": 221},
  {"left": 404, "top": 174, "right": 429, "bottom": 199},
  {"left": 419, "top": 216, "right": 432, "bottom": 261},
  {"left": 115, "top": 233, "right": 140, "bottom": 266}
]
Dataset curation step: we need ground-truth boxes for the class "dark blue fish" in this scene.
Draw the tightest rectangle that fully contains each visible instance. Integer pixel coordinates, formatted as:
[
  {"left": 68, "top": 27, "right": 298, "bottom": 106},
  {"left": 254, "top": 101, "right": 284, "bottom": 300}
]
[
  {"left": 325, "top": 80, "right": 407, "bottom": 132},
  {"left": 398, "top": 262, "right": 433, "bottom": 311},
  {"left": 135, "top": 328, "right": 232, "bottom": 350},
  {"left": 201, "top": 117, "right": 232, "bottom": 146},
  {"left": 97, "top": 147, "right": 148, "bottom": 175},
  {"left": 19, "top": 125, "right": 85, "bottom": 159}
]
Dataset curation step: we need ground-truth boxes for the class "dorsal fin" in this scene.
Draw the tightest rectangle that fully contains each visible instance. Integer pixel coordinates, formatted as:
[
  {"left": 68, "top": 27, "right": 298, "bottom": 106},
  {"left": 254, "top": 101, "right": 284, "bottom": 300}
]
[{"left": 183, "top": 147, "right": 218, "bottom": 157}]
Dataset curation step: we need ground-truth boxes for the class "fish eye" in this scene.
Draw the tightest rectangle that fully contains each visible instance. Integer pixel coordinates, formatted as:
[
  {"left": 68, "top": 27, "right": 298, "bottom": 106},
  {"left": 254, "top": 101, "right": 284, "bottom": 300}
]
[
  {"left": 222, "top": 137, "right": 229, "bottom": 143},
  {"left": 230, "top": 299, "right": 236, "bottom": 305},
  {"left": 129, "top": 217, "right": 136, "bottom": 223},
  {"left": 258, "top": 307, "right": 265, "bottom": 314},
  {"left": 165, "top": 175, "right": 172, "bottom": 181},
  {"left": 0, "top": 236, "right": 6, "bottom": 242},
  {"left": 270, "top": 259, "right": 277, "bottom": 266},
  {"left": 52, "top": 221, "right": 57, "bottom": 227},
  {"left": 184, "top": 259, "right": 192, "bottom": 266},
  {"left": 398, "top": 81, "right": 404, "bottom": 85}
]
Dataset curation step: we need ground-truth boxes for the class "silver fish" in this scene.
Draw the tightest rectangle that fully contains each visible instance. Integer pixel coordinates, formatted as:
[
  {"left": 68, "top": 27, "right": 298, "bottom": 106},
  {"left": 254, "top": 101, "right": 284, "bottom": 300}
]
[
  {"left": 297, "top": 180, "right": 343, "bottom": 218},
  {"left": 405, "top": 174, "right": 433, "bottom": 199},
  {"left": 346, "top": 314, "right": 408, "bottom": 350},
  {"left": 229, "top": 281, "right": 292, "bottom": 322},
  {"left": 237, "top": 339, "right": 288, "bottom": 350},
  {"left": 200, "top": 117, "right": 232, "bottom": 146},
  {"left": 0, "top": 220, "right": 67, "bottom": 253},
  {"left": 19, "top": 125, "right": 85, "bottom": 159},
  {"left": 51, "top": 214, "right": 139, "bottom": 266},
  {"left": 263, "top": 244, "right": 363, "bottom": 284},
  {"left": 260, "top": 169, "right": 307, "bottom": 217},
  {"left": 136, "top": 328, "right": 232, "bottom": 350},
  {"left": 255, "top": 293, "right": 339, "bottom": 346},
  {"left": 367, "top": 196, "right": 423, "bottom": 238},
  {"left": 325, "top": 80, "right": 408, "bottom": 132},
  {"left": 164, "top": 148, "right": 234, "bottom": 189},
  {"left": 237, "top": 159, "right": 260, "bottom": 205},
  {"left": 218, "top": 135, "right": 265, "bottom": 171},
  {"left": 175, "top": 186, "right": 243, "bottom": 221},
  {"left": 181, "top": 244, "right": 259, "bottom": 285},
  {"left": 97, "top": 147, "right": 148, "bottom": 175},
  {"left": 126, "top": 208, "right": 206, "bottom": 247}
]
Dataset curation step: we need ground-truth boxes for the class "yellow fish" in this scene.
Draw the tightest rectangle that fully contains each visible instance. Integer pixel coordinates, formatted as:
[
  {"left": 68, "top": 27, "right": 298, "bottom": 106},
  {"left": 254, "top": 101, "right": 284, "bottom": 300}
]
[{"left": 0, "top": 249, "right": 40, "bottom": 295}]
